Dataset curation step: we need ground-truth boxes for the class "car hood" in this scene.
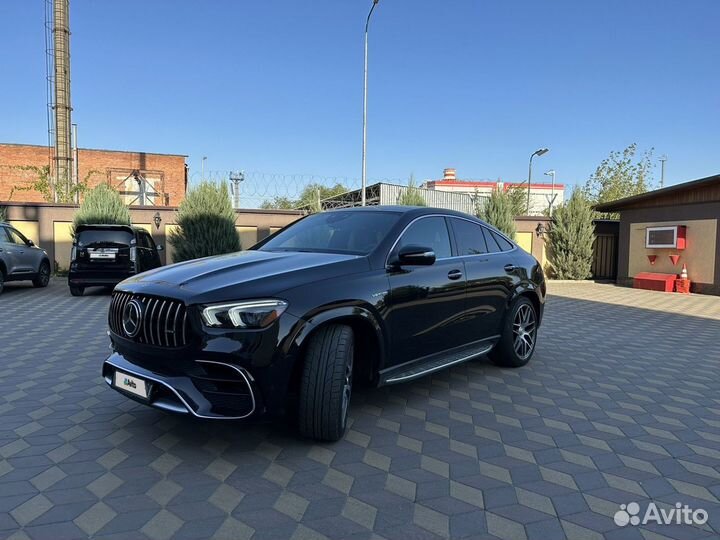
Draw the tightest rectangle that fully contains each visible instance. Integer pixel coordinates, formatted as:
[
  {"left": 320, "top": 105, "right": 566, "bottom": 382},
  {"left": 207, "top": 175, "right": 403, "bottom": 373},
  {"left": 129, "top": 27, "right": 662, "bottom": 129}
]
[{"left": 116, "top": 249, "right": 368, "bottom": 304}]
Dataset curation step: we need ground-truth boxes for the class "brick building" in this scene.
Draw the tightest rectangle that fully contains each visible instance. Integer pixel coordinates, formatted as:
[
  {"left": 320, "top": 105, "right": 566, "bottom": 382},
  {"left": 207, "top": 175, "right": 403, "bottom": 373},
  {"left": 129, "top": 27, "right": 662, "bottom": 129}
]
[{"left": 0, "top": 143, "right": 187, "bottom": 206}]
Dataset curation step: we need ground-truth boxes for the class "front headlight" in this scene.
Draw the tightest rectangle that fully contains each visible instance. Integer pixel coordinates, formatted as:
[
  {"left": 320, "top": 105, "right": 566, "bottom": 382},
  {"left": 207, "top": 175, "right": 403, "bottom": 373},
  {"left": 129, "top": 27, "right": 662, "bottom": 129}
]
[{"left": 201, "top": 299, "right": 288, "bottom": 329}]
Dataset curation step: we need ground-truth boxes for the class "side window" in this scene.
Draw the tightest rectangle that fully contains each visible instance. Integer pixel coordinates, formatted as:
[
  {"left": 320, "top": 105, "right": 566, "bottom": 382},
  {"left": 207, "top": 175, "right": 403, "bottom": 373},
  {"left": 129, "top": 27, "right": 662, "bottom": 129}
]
[
  {"left": 482, "top": 227, "right": 501, "bottom": 253},
  {"left": 492, "top": 231, "right": 515, "bottom": 252},
  {"left": 396, "top": 217, "right": 452, "bottom": 259},
  {"left": 7, "top": 228, "right": 27, "bottom": 245},
  {"left": 142, "top": 233, "right": 155, "bottom": 249},
  {"left": 0, "top": 228, "right": 10, "bottom": 243},
  {"left": 451, "top": 218, "right": 488, "bottom": 256}
]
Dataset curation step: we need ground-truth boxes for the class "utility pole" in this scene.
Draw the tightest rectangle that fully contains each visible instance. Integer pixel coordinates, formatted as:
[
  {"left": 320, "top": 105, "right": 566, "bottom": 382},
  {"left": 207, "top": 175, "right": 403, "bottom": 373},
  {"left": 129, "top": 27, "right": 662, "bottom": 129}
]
[
  {"left": 361, "top": 0, "right": 380, "bottom": 207},
  {"left": 229, "top": 171, "right": 244, "bottom": 209},
  {"left": 659, "top": 155, "right": 667, "bottom": 188}
]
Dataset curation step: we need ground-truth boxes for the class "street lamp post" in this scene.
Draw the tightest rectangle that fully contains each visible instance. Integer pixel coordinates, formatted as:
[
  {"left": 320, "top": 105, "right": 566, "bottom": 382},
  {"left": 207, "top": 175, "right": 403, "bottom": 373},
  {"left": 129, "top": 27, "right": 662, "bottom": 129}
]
[
  {"left": 544, "top": 169, "right": 556, "bottom": 216},
  {"left": 659, "top": 155, "right": 667, "bottom": 188},
  {"left": 527, "top": 148, "right": 549, "bottom": 214},
  {"left": 361, "top": 0, "right": 380, "bottom": 207}
]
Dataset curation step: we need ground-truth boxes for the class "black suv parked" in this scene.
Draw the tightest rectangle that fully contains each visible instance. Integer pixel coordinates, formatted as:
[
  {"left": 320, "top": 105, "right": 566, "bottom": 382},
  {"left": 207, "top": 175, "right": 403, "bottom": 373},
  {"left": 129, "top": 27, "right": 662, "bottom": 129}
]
[
  {"left": 69, "top": 224, "right": 162, "bottom": 296},
  {"left": 103, "top": 207, "right": 545, "bottom": 441},
  {"left": 0, "top": 223, "right": 51, "bottom": 294}
]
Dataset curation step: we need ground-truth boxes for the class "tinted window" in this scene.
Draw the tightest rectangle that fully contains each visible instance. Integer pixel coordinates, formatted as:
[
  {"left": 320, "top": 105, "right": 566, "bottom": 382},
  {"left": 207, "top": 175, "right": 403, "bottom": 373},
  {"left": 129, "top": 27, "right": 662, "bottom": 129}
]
[
  {"left": 260, "top": 211, "right": 400, "bottom": 255},
  {"left": 396, "top": 217, "right": 451, "bottom": 259},
  {"left": 492, "top": 231, "right": 514, "bottom": 251},
  {"left": 139, "top": 233, "right": 154, "bottom": 249},
  {"left": 451, "top": 218, "right": 487, "bottom": 256},
  {"left": 77, "top": 229, "right": 133, "bottom": 247},
  {"left": 0, "top": 227, "right": 11, "bottom": 243},
  {"left": 482, "top": 227, "right": 502, "bottom": 253}
]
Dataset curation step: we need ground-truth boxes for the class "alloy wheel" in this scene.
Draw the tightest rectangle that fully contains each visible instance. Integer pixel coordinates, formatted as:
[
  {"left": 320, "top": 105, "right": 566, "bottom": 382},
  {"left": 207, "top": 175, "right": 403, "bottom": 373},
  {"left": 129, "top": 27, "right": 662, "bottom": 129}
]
[
  {"left": 39, "top": 264, "right": 50, "bottom": 286},
  {"left": 512, "top": 303, "right": 536, "bottom": 360}
]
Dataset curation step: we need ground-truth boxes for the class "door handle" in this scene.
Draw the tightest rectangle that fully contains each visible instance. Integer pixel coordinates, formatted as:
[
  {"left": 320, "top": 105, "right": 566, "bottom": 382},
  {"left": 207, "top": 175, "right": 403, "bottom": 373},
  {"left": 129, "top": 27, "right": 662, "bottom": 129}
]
[
  {"left": 504, "top": 264, "right": 517, "bottom": 272},
  {"left": 447, "top": 269, "right": 463, "bottom": 280}
]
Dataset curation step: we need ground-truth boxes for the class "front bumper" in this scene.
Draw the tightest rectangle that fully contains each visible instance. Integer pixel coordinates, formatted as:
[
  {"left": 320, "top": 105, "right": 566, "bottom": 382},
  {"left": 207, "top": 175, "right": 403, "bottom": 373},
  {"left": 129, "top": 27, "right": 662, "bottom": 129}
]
[{"left": 103, "top": 352, "right": 258, "bottom": 419}]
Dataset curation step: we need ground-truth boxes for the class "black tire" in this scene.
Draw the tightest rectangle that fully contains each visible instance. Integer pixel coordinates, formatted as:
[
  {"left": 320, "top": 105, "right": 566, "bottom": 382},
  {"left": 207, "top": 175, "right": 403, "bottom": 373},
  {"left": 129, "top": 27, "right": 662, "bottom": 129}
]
[
  {"left": 490, "top": 296, "right": 537, "bottom": 368},
  {"left": 69, "top": 285, "right": 84, "bottom": 297},
  {"left": 298, "top": 324, "right": 354, "bottom": 442},
  {"left": 0, "top": 270, "right": 4, "bottom": 295},
  {"left": 33, "top": 261, "right": 51, "bottom": 288}
]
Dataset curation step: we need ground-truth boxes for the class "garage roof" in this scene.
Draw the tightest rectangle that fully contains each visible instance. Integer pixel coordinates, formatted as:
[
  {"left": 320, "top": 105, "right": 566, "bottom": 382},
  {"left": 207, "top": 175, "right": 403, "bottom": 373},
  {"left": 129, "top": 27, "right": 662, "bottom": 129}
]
[{"left": 595, "top": 173, "right": 720, "bottom": 212}]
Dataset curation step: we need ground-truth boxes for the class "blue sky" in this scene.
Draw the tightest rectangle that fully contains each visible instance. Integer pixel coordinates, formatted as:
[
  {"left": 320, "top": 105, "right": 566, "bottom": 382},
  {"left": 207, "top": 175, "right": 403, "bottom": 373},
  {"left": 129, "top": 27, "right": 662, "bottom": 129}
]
[{"left": 1, "top": 0, "right": 718, "bottom": 190}]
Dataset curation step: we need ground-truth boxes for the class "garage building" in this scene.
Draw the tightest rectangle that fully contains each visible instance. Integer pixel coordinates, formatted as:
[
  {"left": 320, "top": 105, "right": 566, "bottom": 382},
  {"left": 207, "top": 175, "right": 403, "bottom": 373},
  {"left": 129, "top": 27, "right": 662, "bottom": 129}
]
[{"left": 596, "top": 173, "right": 720, "bottom": 295}]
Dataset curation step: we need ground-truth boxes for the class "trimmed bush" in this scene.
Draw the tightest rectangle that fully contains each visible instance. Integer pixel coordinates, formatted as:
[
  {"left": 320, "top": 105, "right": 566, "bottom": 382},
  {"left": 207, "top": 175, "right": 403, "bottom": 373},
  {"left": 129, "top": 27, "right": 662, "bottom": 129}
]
[
  {"left": 477, "top": 188, "right": 516, "bottom": 239},
  {"left": 547, "top": 190, "right": 595, "bottom": 279},
  {"left": 72, "top": 184, "right": 131, "bottom": 235},
  {"left": 169, "top": 181, "right": 241, "bottom": 263}
]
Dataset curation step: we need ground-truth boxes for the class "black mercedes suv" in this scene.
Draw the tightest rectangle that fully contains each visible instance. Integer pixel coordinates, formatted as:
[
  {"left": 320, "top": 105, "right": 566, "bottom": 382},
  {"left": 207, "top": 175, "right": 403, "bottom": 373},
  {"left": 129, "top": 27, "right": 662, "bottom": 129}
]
[
  {"left": 103, "top": 207, "right": 545, "bottom": 441},
  {"left": 69, "top": 224, "right": 163, "bottom": 296}
]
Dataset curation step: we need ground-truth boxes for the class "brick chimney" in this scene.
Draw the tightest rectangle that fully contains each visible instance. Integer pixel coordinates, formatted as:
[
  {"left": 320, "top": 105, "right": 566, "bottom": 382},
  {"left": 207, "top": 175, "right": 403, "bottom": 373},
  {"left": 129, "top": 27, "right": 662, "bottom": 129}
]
[{"left": 443, "top": 168, "right": 457, "bottom": 181}]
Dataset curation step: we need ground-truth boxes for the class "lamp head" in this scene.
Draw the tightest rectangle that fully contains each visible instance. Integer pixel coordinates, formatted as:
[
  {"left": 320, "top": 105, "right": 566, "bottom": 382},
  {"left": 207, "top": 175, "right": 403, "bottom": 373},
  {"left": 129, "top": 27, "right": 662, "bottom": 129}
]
[
  {"left": 534, "top": 148, "right": 549, "bottom": 157},
  {"left": 544, "top": 169, "right": 555, "bottom": 176}
]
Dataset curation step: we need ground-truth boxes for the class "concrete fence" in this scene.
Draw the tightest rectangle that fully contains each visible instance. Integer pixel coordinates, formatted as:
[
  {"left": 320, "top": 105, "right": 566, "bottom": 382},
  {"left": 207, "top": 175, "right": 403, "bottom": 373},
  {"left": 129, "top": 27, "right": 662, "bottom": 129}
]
[
  {"left": 1, "top": 202, "right": 304, "bottom": 271},
  {"left": 1, "top": 201, "right": 562, "bottom": 276}
]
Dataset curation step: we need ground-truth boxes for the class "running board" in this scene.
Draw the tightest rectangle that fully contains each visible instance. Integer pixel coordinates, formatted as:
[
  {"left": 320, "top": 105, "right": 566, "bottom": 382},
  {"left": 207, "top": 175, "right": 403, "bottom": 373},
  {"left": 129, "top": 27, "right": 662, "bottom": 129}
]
[{"left": 381, "top": 343, "right": 494, "bottom": 385}]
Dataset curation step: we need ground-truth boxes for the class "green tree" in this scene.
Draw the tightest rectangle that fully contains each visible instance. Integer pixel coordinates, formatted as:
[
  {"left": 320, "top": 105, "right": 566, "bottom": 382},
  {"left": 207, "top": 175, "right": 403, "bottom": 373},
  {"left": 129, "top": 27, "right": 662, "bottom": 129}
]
[
  {"left": 169, "top": 181, "right": 241, "bottom": 263},
  {"left": 72, "top": 184, "right": 131, "bottom": 235},
  {"left": 584, "top": 143, "right": 654, "bottom": 218},
  {"left": 260, "top": 183, "right": 349, "bottom": 212},
  {"left": 477, "top": 188, "right": 516, "bottom": 239},
  {"left": 507, "top": 185, "right": 529, "bottom": 216},
  {"left": 547, "top": 189, "right": 595, "bottom": 279},
  {"left": 397, "top": 175, "right": 426, "bottom": 206}
]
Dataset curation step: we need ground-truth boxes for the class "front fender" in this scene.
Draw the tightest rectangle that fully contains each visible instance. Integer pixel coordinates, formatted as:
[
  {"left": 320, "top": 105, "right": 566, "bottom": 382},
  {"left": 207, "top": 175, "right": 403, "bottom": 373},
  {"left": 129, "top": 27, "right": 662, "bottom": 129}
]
[{"left": 288, "top": 304, "right": 388, "bottom": 371}]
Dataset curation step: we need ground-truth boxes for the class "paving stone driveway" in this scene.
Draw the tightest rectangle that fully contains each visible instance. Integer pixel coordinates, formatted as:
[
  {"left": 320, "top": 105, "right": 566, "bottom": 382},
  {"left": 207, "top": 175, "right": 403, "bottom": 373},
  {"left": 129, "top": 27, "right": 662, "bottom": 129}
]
[{"left": 0, "top": 279, "right": 719, "bottom": 540}]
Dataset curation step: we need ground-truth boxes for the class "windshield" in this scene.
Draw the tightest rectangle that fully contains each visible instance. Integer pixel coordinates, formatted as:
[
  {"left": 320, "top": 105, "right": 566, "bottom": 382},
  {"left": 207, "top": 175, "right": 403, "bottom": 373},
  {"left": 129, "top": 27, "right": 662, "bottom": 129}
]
[
  {"left": 77, "top": 229, "right": 133, "bottom": 247},
  {"left": 259, "top": 211, "right": 400, "bottom": 255}
]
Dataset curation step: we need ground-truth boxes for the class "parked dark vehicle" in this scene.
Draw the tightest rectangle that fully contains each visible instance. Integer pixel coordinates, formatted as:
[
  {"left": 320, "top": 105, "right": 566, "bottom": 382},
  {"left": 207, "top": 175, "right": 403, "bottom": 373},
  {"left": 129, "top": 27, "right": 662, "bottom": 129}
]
[
  {"left": 0, "top": 222, "right": 51, "bottom": 294},
  {"left": 103, "top": 207, "right": 545, "bottom": 441},
  {"left": 69, "top": 224, "right": 162, "bottom": 296}
]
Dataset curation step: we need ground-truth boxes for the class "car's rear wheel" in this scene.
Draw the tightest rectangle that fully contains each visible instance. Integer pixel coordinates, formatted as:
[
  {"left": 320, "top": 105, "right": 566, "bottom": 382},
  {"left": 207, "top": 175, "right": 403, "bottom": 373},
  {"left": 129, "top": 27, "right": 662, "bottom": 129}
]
[
  {"left": 69, "top": 285, "right": 84, "bottom": 297},
  {"left": 490, "top": 296, "right": 537, "bottom": 368},
  {"left": 33, "top": 261, "right": 51, "bottom": 288},
  {"left": 298, "top": 324, "right": 354, "bottom": 442}
]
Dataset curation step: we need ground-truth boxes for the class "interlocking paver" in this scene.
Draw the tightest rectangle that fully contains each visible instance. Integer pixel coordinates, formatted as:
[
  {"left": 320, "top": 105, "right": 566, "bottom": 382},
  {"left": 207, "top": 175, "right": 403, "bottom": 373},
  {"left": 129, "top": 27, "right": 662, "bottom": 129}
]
[{"left": 1, "top": 279, "right": 720, "bottom": 539}]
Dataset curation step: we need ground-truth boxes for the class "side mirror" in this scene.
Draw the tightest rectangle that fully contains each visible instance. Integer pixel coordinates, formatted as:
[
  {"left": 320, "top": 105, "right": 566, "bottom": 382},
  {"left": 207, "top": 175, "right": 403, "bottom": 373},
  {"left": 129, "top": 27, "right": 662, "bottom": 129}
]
[
  {"left": 27, "top": 239, "right": 35, "bottom": 247},
  {"left": 156, "top": 244, "right": 164, "bottom": 251},
  {"left": 391, "top": 244, "right": 436, "bottom": 267}
]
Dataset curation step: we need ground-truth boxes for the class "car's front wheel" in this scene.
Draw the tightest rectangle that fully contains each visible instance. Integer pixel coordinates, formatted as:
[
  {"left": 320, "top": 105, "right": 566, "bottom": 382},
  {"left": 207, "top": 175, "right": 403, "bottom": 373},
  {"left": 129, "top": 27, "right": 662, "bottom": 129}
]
[
  {"left": 298, "top": 324, "right": 354, "bottom": 442},
  {"left": 33, "top": 261, "right": 51, "bottom": 288},
  {"left": 69, "top": 285, "right": 84, "bottom": 297},
  {"left": 490, "top": 296, "right": 538, "bottom": 368}
]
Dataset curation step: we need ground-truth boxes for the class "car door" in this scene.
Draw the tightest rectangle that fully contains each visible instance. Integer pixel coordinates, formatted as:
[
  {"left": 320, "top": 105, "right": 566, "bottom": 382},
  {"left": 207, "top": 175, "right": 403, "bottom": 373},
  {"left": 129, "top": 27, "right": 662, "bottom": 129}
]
[
  {"left": 448, "top": 218, "right": 514, "bottom": 340},
  {"left": 0, "top": 227, "right": 20, "bottom": 274},
  {"left": 5, "top": 227, "right": 35, "bottom": 274},
  {"left": 386, "top": 216, "right": 467, "bottom": 367}
]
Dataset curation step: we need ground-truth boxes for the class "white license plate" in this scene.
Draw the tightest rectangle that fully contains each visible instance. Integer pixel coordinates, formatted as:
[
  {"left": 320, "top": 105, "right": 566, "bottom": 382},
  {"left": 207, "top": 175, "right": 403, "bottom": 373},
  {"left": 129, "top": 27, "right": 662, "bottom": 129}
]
[
  {"left": 90, "top": 253, "right": 116, "bottom": 260},
  {"left": 114, "top": 371, "right": 148, "bottom": 399}
]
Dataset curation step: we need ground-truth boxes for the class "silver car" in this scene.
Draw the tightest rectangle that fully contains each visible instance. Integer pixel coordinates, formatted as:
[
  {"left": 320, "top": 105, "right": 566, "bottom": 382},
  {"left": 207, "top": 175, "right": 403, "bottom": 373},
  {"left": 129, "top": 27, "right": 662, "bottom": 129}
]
[{"left": 0, "top": 223, "right": 51, "bottom": 294}]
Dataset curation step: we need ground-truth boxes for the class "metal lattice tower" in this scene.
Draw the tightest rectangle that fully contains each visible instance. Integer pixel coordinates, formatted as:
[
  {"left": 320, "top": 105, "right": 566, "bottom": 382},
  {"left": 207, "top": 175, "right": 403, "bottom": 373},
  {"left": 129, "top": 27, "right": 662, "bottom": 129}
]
[{"left": 45, "top": 0, "right": 73, "bottom": 202}]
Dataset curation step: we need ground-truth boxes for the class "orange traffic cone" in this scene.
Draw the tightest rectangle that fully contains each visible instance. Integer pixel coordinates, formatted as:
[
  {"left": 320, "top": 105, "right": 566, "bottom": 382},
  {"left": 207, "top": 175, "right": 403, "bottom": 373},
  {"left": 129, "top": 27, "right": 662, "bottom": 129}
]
[{"left": 680, "top": 263, "right": 688, "bottom": 280}]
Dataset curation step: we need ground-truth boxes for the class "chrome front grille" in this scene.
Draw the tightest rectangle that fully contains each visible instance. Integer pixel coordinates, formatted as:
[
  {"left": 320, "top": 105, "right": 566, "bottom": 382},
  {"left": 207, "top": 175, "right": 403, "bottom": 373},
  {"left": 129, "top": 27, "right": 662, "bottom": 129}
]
[{"left": 109, "top": 292, "right": 189, "bottom": 347}]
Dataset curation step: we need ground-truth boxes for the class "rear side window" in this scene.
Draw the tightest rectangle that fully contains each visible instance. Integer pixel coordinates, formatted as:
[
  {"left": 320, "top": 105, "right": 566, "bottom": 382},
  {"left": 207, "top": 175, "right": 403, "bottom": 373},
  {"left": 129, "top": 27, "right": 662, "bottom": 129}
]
[
  {"left": 0, "top": 227, "right": 11, "bottom": 242},
  {"left": 396, "top": 217, "right": 452, "bottom": 259},
  {"left": 450, "top": 218, "right": 488, "bottom": 256},
  {"left": 77, "top": 229, "right": 133, "bottom": 247},
  {"left": 481, "top": 227, "right": 514, "bottom": 253},
  {"left": 492, "top": 231, "right": 515, "bottom": 251},
  {"left": 139, "top": 233, "right": 154, "bottom": 249}
]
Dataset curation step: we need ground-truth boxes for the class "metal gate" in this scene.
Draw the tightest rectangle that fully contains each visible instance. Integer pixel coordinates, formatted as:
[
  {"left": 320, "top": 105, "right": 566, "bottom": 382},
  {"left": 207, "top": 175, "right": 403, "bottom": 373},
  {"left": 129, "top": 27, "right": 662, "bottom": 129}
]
[{"left": 592, "top": 234, "right": 618, "bottom": 280}]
